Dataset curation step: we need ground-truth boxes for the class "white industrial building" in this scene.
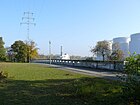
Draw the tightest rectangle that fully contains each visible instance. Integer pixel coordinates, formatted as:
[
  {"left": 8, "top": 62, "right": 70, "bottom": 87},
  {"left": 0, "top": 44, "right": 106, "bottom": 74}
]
[
  {"left": 113, "top": 33, "right": 140, "bottom": 56},
  {"left": 95, "top": 33, "right": 140, "bottom": 60},
  {"left": 59, "top": 46, "right": 70, "bottom": 60},
  {"left": 112, "top": 37, "right": 129, "bottom": 58},
  {"left": 129, "top": 33, "right": 140, "bottom": 54},
  {"left": 60, "top": 53, "right": 70, "bottom": 60}
]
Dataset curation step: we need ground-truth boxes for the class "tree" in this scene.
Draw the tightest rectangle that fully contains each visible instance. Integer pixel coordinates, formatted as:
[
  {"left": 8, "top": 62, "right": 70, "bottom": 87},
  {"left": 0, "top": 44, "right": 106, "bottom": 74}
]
[
  {"left": 118, "top": 53, "right": 140, "bottom": 104},
  {"left": 110, "top": 43, "right": 124, "bottom": 60},
  {"left": 91, "top": 40, "right": 111, "bottom": 61},
  {"left": 6, "top": 47, "right": 15, "bottom": 62},
  {"left": 11, "top": 40, "right": 27, "bottom": 62},
  {"left": 0, "top": 37, "right": 6, "bottom": 61},
  {"left": 26, "top": 40, "right": 38, "bottom": 62}
]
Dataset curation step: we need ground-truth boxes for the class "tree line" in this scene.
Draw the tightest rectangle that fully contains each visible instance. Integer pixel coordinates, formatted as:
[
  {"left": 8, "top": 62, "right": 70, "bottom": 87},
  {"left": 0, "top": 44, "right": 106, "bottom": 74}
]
[
  {"left": 0, "top": 37, "right": 38, "bottom": 62},
  {"left": 0, "top": 37, "right": 127, "bottom": 62}
]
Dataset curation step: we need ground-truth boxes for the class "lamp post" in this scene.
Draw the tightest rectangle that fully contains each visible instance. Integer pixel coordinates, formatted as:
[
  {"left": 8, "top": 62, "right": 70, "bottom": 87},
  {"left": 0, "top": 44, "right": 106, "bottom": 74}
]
[{"left": 49, "top": 41, "right": 51, "bottom": 64}]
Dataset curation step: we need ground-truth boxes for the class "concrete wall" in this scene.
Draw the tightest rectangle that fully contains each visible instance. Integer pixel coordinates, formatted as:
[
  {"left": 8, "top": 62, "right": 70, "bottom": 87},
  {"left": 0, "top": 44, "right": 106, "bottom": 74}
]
[{"left": 32, "top": 59, "right": 124, "bottom": 71}]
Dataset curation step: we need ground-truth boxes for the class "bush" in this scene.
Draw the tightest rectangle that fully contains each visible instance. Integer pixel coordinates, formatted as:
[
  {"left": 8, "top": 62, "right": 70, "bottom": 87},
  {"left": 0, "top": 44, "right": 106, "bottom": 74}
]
[
  {"left": 119, "top": 53, "right": 140, "bottom": 104},
  {"left": 0, "top": 71, "right": 8, "bottom": 80}
]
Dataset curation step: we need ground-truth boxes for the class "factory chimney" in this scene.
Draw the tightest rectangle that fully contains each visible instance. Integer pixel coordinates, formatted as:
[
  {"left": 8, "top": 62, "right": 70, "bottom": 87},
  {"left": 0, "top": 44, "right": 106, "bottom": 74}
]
[{"left": 61, "top": 46, "right": 63, "bottom": 56}]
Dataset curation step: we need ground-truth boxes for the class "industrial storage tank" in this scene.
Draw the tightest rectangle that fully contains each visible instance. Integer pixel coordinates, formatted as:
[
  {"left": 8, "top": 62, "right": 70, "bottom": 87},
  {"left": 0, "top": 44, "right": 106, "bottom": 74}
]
[
  {"left": 113, "top": 37, "right": 129, "bottom": 58},
  {"left": 129, "top": 33, "right": 140, "bottom": 54}
]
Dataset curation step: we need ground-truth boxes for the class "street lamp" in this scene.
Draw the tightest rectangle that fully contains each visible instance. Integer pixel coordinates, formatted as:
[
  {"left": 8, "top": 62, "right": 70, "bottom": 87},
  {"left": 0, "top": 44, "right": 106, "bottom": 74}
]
[{"left": 49, "top": 41, "right": 51, "bottom": 64}]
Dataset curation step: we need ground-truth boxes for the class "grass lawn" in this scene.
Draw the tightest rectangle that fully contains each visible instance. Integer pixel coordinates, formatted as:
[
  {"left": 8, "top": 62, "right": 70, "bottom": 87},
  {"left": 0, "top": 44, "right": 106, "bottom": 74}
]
[{"left": 0, "top": 63, "right": 124, "bottom": 105}]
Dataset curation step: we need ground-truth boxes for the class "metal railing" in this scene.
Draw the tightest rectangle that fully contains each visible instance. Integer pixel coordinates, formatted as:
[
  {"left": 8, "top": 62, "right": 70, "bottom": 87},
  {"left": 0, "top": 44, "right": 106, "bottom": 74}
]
[{"left": 31, "top": 59, "right": 124, "bottom": 71}]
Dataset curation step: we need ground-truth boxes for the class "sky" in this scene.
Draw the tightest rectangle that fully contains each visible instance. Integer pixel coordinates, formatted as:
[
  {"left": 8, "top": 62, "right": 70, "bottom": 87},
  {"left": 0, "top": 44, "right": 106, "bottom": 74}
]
[{"left": 0, "top": 0, "right": 140, "bottom": 56}]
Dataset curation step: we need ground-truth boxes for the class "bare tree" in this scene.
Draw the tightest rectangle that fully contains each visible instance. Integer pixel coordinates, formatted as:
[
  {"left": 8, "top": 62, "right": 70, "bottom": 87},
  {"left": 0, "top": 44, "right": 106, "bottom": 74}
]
[{"left": 110, "top": 43, "right": 124, "bottom": 60}]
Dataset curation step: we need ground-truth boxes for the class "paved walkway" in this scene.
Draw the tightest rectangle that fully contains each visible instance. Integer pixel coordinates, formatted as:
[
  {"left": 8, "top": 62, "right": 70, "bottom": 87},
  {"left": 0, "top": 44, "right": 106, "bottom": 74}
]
[{"left": 35, "top": 63, "right": 121, "bottom": 80}]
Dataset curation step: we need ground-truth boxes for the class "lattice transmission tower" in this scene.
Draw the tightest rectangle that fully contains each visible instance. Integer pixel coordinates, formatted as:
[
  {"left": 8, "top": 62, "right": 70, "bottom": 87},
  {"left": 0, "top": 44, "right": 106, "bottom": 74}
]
[
  {"left": 20, "top": 12, "right": 36, "bottom": 63},
  {"left": 20, "top": 12, "right": 36, "bottom": 40}
]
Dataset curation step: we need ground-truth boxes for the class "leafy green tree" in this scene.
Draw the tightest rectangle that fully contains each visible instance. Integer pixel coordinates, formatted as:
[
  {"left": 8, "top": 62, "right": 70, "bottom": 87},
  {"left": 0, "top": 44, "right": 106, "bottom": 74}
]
[
  {"left": 91, "top": 40, "right": 111, "bottom": 61},
  {"left": 110, "top": 43, "right": 124, "bottom": 60},
  {"left": 125, "top": 53, "right": 140, "bottom": 75},
  {"left": 0, "top": 37, "right": 6, "bottom": 61},
  {"left": 11, "top": 40, "right": 27, "bottom": 62},
  {"left": 6, "top": 47, "right": 16, "bottom": 62},
  {"left": 26, "top": 40, "right": 38, "bottom": 62}
]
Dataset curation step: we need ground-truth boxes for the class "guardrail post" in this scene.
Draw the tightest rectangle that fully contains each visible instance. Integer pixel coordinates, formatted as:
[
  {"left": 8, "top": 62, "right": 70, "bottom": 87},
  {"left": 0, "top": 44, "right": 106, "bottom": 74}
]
[
  {"left": 114, "top": 61, "right": 116, "bottom": 70},
  {"left": 96, "top": 61, "right": 98, "bottom": 69}
]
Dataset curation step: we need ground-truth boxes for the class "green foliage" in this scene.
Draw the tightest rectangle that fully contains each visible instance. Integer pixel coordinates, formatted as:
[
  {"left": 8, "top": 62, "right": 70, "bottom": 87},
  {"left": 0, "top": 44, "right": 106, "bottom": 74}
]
[
  {"left": 11, "top": 40, "right": 38, "bottom": 62},
  {"left": 11, "top": 40, "right": 27, "bottom": 62},
  {"left": 91, "top": 40, "right": 111, "bottom": 61},
  {"left": 6, "top": 47, "right": 15, "bottom": 62},
  {"left": 119, "top": 53, "right": 140, "bottom": 104},
  {"left": 26, "top": 40, "right": 38, "bottom": 62},
  {"left": 125, "top": 54, "right": 140, "bottom": 75},
  {"left": 0, "top": 64, "right": 8, "bottom": 81},
  {"left": 0, "top": 71, "right": 8, "bottom": 80},
  {"left": 0, "top": 37, "right": 6, "bottom": 61}
]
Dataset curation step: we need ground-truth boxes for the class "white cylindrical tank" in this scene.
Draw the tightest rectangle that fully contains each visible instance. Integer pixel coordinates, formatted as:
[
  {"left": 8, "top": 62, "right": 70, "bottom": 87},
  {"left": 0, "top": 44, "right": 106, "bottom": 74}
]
[
  {"left": 113, "top": 37, "right": 129, "bottom": 43},
  {"left": 113, "top": 37, "right": 129, "bottom": 58},
  {"left": 129, "top": 33, "right": 140, "bottom": 54}
]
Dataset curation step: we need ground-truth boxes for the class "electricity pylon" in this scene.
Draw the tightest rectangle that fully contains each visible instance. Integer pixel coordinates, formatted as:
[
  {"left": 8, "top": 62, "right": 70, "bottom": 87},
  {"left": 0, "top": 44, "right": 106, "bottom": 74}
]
[{"left": 20, "top": 11, "right": 36, "bottom": 63}]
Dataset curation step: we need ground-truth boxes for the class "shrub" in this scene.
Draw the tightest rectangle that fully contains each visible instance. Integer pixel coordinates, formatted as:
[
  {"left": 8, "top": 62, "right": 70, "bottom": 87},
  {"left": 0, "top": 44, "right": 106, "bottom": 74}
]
[
  {"left": 0, "top": 71, "right": 8, "bottom": 80},
  {"left": 119, "top": 53, "right": 140, "bottom": 104}
]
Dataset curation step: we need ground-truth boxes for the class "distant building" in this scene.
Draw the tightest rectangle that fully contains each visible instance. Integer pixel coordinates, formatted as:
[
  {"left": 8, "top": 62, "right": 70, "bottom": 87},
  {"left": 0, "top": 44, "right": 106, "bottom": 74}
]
[
  {"left": 60, "top": 53, "right": 70, "bottom": 60},
  {"left": 59, "top": 45, "right": 70, "bottom": 60},
  {"left": 95, "top": 33, "right": 140, "bottom": 60},
  {"left": 129, "top": 33, "right": 140, "bottom": 54},
  {"left": 112, "top": 37, "right": 129, "bottom": 58}
]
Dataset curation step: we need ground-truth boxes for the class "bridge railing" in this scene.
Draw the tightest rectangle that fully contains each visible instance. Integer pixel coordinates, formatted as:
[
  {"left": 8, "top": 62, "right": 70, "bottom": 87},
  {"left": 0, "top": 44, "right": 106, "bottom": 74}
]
[{"left": 31, "top": 59, "right": 124, "bottom": 71}]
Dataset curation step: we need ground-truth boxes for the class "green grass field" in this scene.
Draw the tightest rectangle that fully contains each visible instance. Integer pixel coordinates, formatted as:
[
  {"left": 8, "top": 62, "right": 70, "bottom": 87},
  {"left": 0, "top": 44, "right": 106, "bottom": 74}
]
[{"left": 0, "top": 63, "right": 124, "bottom": 105}]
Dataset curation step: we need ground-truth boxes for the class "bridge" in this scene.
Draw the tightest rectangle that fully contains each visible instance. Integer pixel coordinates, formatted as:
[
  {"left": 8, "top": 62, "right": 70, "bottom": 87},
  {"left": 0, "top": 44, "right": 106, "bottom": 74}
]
[{"left": 31, "top": 59, "right": 124, "bottom": 71}]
